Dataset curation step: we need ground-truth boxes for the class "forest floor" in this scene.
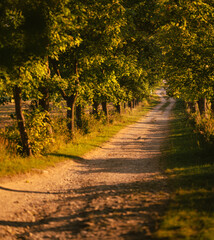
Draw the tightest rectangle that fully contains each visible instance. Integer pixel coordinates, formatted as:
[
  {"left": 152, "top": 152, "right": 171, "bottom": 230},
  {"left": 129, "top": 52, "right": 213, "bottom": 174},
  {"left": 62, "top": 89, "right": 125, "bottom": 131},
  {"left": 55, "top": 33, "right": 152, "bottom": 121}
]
[{"left": 0, "top": 88, "right": 175, "bottom": 240}]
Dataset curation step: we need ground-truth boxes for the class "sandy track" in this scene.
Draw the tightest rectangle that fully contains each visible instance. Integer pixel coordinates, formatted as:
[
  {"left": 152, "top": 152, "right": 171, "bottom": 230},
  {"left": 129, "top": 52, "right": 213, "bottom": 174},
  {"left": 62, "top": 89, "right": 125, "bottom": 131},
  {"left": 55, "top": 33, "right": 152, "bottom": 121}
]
[{"left": 0, "top": 88, "right": 175, "bottom": 239}]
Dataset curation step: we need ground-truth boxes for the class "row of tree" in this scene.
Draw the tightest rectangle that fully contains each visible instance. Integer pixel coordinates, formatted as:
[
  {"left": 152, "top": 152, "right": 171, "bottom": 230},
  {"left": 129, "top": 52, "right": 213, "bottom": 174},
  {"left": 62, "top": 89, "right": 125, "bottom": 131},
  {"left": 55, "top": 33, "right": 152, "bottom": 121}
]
[
  {"left": 1, "top": 0, "right": 213, "bottom": 155},
  {"left": 160, "top": 0, "right": 214, "bottom": 116},
  {"left": 0, "top": 0, "right": 162, "bottom": 155}
]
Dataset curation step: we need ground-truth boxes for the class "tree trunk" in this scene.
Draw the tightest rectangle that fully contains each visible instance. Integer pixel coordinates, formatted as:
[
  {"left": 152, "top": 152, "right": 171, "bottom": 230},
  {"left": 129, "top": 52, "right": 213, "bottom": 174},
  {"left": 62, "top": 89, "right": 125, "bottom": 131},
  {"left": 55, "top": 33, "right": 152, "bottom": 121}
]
[
  {"left": 136, "top": 99, "right": 140, "bottom": 106},
  {"left": 128, "top": 101, "right": 133, "bottom": 110},
  {"left": 49, "top": 56, "right": 79, "bottom": 135},
  {"left": 101, "top": 101, "right": 108, "bottom": 116},
  {"left": 198, "top": 97, "right": 209, "bottom": 117},
  {"left": 115, "top": 103, "right": 121, "bottom": 114},
  {"left": 76, "top": 104, "right": 83, "bottom": 129},
  {"left": 194, "top": 101, "right": 200, "bottom": 114},
  {"left": 13, "top": 86, "right": 32, "bottom": 156},
  {"left": 39, "top": 86, "right": 50, "bottom": 112},
  {"left": 198, "top": 98, "right": 205, "bottom": 115},
  {"left": 66, "top": 94, "right": 78, "bottom": 135},
  {"left": 211, "top": 99, "right": 214, "bottom": 113},
  {"left": 132, "top": 99, "right": 135, "bottom": 108},
  {"left": 204, "top": 97, "right": 209, "bottom": 118},
  {"left": 92, "top": 101, "right": 99, "bottom": 115}
]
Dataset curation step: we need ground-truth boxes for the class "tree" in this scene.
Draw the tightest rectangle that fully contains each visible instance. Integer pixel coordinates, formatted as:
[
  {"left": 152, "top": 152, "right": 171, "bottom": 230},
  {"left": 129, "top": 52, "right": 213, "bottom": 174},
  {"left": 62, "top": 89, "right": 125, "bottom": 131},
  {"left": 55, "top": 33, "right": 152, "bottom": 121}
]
[
  {"left": 0, "top": 0, "right": 76, "bottom": 154},
  {"left": 0, "top": 1, "right": 44, "bottom": 156},
  {"left": 0, "top": 0, "right": 166, "bottom": 154},
  {"left": 115, "top": 0, "right": 162, "bottom": 107},
  {"left": 51, "top": 0, "right": 127, "bottom": 133},
  {"left": 159, "top": 0, "right": 214, "bottom": 114}
]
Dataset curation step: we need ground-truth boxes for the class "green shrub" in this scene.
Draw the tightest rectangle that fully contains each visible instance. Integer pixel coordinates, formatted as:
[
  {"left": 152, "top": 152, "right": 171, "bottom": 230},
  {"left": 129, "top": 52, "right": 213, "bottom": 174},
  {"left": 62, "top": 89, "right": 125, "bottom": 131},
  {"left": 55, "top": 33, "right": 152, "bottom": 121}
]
[
  {"left": 0, "top": 124, "right": 21, "bottom": 153},
  {"left": 25, "top": 109, "right": 54, "bottom": 154}
]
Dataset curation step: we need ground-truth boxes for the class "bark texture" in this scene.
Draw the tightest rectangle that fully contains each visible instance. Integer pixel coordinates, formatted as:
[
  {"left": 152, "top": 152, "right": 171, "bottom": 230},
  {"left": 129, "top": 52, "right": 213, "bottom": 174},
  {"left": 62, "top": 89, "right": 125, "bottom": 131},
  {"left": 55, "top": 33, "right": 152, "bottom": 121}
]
[
  {"left": 13, "top": 85, "right": 32, "bottom": 156},
  {"left": 66, "top": 94, "right": 78, "bottom": 134}
]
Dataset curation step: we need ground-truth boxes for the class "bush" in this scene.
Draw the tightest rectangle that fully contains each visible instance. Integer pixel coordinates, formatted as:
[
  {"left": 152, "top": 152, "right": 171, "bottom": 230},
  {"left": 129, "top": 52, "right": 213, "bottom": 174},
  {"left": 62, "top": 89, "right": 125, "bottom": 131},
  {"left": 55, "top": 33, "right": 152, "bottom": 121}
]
[
  {"left": 189, "top": 110, "right": 214, "bottom": 142},
  {"left": 0, "top": 124, "right": 22, "bottom": 153},
  {"left": 25, "top": 109, "right": 54, "bottom": 154},
  {"left": 196, "top": 116, "right": 214, "bottom": 142}
]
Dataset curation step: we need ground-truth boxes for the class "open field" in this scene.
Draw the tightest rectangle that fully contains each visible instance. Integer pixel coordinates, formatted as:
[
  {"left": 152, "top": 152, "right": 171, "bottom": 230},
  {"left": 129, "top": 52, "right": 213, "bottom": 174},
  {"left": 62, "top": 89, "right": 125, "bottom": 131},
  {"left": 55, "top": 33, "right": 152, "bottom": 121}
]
[
  {"left": 0, "top": 101, "right": 66, "bottom": 129},
  {"left": 0, "top": 100, "right": 117, "bottom": 129}
]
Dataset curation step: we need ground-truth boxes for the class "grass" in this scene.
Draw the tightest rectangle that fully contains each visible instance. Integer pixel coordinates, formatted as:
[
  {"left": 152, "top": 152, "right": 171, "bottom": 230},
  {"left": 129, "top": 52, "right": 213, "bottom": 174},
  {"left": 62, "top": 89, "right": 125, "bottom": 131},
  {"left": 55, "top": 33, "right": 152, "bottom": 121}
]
[
  {"left": 0, "top": 95, "right": 160, "bottom": 178},
  {"left": 154, "top": 100, "right": 214, "bottom": 240},
  {"left": 54, "top": 97, "right": 160, "bottom": 158}
]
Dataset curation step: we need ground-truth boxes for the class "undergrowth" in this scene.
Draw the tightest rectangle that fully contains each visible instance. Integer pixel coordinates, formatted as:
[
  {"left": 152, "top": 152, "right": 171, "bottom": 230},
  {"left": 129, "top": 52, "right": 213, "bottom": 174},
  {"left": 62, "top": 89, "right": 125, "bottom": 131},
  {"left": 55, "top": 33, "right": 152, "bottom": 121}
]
[
  {"left": 0, "top": 95, "right": 159, "bottom": 178},
  {"left": 190, "top": 112, "right": 214, "bottom": 142},
  {"left": 155, "top": 100, "right": 214, "bottom": 240}
]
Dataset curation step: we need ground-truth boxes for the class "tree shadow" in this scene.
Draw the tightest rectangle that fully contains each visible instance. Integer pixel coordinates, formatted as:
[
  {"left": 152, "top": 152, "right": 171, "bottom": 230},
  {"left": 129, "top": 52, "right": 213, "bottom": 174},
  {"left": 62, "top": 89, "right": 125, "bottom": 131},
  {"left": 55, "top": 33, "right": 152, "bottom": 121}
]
[
  {"left": 48, "top": 153, "right": 84, "bottom": 161},
  {"left": 0, "top": 186, "right": 66, "bottom": 195},
  {"left": 0, "top": 179, "right": 169, "bottom": 239}
]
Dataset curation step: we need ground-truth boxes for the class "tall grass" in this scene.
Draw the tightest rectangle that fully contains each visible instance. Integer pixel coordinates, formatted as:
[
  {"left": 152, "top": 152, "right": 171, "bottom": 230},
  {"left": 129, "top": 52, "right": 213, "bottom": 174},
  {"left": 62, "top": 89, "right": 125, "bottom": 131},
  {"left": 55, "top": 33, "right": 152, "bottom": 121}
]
[
  {"left": 0, "top": 96, "right": 159, "bottom": 179},
  {"left": 155, "top": 101, "right": 214, "bottom": 240}
]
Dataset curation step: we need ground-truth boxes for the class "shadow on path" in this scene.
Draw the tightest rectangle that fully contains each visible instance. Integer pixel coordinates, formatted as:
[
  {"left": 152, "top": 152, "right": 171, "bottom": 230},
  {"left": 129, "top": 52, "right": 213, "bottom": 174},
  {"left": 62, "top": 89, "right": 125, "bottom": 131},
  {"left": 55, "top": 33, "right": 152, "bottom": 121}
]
[
  {"left": 0, "top": 179, "right": 169, "bottom": 240},
  {"left": 0, "top": 186, "right": 66, "bottom": 195}
]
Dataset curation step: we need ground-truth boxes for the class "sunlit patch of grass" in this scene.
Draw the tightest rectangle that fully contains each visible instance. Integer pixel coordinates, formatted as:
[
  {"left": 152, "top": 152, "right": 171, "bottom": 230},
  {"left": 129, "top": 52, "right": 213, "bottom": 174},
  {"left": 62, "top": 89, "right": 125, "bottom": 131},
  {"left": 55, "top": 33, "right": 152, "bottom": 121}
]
[
  {"left": 155, "top": 101, "right": 214, "bottom": 240},
  {"left": 0, "top": 95, "right": 160, "bottom": 178},
  {"left": 0, "top": 139, "right": 60, "bottom": 177},
  {"left": 157, "top": 210, "right": 214, "bottom": 240}
]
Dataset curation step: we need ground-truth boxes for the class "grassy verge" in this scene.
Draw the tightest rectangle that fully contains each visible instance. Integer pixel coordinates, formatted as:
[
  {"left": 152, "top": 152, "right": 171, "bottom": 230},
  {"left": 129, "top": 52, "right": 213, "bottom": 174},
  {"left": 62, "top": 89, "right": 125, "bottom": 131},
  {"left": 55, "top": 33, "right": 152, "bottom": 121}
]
[
  {"left": 155, "top": 101, "right": 214, "bottom": 240},
  {"left": 0, "top": 95, "right": 160, "bottom": 178}
]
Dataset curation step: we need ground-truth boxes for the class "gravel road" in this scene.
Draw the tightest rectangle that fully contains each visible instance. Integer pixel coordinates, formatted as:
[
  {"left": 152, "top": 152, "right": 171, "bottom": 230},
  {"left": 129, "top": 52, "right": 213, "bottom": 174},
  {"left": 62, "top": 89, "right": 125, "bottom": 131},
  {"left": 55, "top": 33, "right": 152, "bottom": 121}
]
[{"left": 0, "top": 88, "right": 175, "bottom": 240}]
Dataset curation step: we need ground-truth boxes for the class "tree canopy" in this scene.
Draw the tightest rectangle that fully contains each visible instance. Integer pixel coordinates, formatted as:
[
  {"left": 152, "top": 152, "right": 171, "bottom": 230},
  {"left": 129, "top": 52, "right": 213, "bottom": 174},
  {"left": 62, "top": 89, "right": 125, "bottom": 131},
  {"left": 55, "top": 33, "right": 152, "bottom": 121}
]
[
  {"left": 3, "top": 0, "right": 212, "bottom": 154},
  {"left": 159, "top": 0, "right": 214, "bottom": 103}
]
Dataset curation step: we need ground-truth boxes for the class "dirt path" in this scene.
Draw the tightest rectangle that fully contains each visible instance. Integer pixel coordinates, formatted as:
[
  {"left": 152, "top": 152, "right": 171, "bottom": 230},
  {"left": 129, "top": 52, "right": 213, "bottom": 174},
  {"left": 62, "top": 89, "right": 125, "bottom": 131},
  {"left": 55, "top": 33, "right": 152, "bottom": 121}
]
[{"left": 0, "top": 88, "right": 175, "bottom": 240}]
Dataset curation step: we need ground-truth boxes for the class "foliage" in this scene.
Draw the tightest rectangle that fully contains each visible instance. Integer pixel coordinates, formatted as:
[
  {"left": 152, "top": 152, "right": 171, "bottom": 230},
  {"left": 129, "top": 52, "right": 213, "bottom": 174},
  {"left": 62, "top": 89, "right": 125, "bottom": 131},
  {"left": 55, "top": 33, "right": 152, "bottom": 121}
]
[
  {"left": 0, "top": 108, "right": 54, "bottom": 154},
  {"left": 0, "top": 96, "right": 158, "bottom": 177},
  {"left": 158, "top": 0, "right": 214, "bottom": 102},
  {"left": 0, "top": 0, "right": 163, "bottom": 154},
  {"left": 0, "top": 124, "right": 21, "bottom": 153},
  {"left": 25, "top": 109, "right": 53, "bottom": 154}
]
